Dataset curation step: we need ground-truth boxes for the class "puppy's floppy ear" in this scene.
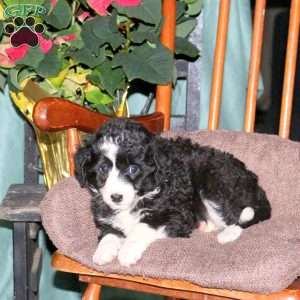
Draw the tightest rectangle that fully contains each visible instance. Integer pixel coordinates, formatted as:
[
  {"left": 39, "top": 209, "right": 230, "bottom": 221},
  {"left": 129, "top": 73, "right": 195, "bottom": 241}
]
[
  {"left": 74, "top": 144, "right": 93, "bottom": 187},
  {"left": 146, "top": 141, "right": 168, "bottom": 183}
]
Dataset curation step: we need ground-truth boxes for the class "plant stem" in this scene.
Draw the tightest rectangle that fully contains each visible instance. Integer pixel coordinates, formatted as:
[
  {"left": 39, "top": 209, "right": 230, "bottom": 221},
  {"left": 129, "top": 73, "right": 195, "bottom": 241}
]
[
  {"left": 115, "top": 84, "right": 130, "bottom": 117},
  {"left": 124, "top": 19, "right": 133, "bottom": 52}
]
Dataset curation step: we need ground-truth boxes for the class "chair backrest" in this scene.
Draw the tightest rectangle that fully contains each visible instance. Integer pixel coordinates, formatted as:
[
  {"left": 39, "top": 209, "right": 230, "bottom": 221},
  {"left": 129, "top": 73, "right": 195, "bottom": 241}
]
[{"left": 208, "top": 0, "right": 300, "bottom": 138}]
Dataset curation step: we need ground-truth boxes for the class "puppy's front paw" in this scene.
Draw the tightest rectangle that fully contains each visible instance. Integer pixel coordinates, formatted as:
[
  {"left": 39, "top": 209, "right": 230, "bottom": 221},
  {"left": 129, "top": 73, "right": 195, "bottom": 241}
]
[
  {"left": 117, "top": 223, "right": 166, "bottom": 267},
  {"left": 118, "top": 241, "right": 144, "bottom": 267},
  {"left": 217, "top": 225, "right": 242, "bottom": 244},
  {"left": 92, "top": 234, "right": 123, "bottom": 266},
  {"left": 93, "top": 247, "right": 117, "bottom": 266}
]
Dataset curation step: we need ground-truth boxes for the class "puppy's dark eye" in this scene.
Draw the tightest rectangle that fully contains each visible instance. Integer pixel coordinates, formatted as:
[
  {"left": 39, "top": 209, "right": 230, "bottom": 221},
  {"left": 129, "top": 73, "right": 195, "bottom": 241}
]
[
  {"left": 99, "top": 164, "right": 109, "bottom": 174},
  {"left": 126, "top": 165, "right": 139, "bottom": 175}
]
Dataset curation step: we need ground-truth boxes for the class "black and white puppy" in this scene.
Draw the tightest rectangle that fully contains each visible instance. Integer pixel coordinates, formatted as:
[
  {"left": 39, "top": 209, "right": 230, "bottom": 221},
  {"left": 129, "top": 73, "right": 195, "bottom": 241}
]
[{"left": 75, "top": 118, "right": 271, "bottom": 267}]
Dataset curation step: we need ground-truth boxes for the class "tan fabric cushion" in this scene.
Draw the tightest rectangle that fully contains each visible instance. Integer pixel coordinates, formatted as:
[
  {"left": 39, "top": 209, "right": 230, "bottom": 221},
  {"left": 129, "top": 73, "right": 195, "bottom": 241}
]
[{"left": 40, "top": 130, "right": 300, "bottom": 293}]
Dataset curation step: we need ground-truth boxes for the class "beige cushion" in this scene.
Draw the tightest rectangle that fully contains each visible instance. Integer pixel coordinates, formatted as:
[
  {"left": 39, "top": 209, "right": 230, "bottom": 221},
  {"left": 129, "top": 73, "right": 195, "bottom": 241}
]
[{"left": 40, "top": 130, "right": 300, "bottom": 293}]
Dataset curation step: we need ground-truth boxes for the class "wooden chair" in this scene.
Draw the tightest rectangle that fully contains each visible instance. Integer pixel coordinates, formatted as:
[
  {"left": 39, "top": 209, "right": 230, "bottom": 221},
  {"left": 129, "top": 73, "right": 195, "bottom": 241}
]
[{"left": 32, "top": 0, "right": 300, "bottom": 299}]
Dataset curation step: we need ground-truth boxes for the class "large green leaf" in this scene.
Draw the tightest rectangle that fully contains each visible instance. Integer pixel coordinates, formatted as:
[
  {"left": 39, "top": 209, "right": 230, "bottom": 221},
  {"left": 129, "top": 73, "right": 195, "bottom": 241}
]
[
  {"left": 114, "top": 0, "right": 162, "bottom": 26},
  {"left": 113, "top": 43, "right": 173, "bottom": 84},
  {"left": 68, "top": 46, "right": 105, "bottom": 68},
  {"left": 81, "top": 17, "right": 124, "bottom": 53},
  {"left": 131, "top": 22, "right": 160, "bottom": 44},
  {"left": 131, "top": 31, "right": 158, "bottom": 44},
  {"left": 176, "top": 1, "right": 186, "bottom": 21},
  {"left": 187, "top": 0, "right": 203, "bottom": 16},
  {"left": 176, "top": 19, "right": 197, "bottom": 38},
  {"left": 91, "top": 16, "right": 125, "bottom": 50},
  {"left": 36, "top": 46, "right": 62, "bottom": 77},
  {"left": 175, "top": 36, "right": 199, "bottom": 58},
  {"left": 139, "top": 21, "right": 161, "bottom": 33},
  {"left": 87, "top": 61, "right": 126, "bottom": 97},
  {"left": 85, "top": 85, "right": 114, "bottom": 105},
  {"left": 55, "top": 23, "right": 81, "bottom": 38},
  {"left": 44, "top": 0, "right": 72, "bottom": 30},
  {"left": 81, "top": 19, "right": 101, "bottom": 54}
]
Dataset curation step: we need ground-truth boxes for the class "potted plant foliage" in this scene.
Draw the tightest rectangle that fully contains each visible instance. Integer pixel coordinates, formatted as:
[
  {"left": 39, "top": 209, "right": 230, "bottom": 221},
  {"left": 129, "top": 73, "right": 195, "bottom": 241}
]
[
  {"left": 0, "top": 0, "right": 201, "bottom": 115},
  {"left": 0, "top": 0, "right": 201, "bottom": 187}
]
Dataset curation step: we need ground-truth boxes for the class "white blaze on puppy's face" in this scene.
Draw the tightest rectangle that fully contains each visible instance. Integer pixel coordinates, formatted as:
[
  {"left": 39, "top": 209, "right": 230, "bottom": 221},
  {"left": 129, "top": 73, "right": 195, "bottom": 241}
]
[{"left": 99, "top": 139, "right": 138, "bottom": 210}]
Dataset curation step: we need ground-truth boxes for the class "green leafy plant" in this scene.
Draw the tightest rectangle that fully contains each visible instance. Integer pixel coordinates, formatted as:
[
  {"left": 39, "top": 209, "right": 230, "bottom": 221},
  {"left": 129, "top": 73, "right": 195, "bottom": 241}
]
[{"left": 0, "top": 0, "right": 201, "bottom": 115}]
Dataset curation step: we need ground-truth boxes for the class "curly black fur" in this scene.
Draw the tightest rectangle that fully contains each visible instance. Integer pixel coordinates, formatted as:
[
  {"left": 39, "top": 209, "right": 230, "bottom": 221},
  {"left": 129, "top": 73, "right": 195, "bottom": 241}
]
[{"left": 75, "top": 118, "right": 271, "bottom": 241}]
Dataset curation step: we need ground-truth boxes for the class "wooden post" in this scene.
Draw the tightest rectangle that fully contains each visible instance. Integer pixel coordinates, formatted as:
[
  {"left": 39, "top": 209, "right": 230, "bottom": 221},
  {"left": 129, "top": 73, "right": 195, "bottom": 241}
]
[
  {"left": 244, "top": 0, "right": 266, "bottom": 133},
  {"left": 208, "top": 0, "right": 231, "bottom": 130},
  {"left": 156, "top": 0, "right": 176, "bottom": 130},
  {"left": 82, "top": 283, "right": 101, "bottom": 300},
  {"left": 279, "top": 0, "right": 300, "bottom": 138}
]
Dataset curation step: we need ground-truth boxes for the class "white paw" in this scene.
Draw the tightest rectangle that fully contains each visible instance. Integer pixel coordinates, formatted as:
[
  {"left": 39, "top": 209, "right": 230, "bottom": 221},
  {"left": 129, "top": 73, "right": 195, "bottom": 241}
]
[
  {"left": 217, "top": 225, "right": 242, "bottom": 244},
  {"left": 118, "top": 241, "right": 145, "bottom": 267},
  {"left": 93, "top": 248, "right": 116, "bottom": 265},
  {"left": 92, "top": 234, "right": 123, "bottom": 266},
  {"left": 117, "top": 223, "right": 166, "bottom": 267}
]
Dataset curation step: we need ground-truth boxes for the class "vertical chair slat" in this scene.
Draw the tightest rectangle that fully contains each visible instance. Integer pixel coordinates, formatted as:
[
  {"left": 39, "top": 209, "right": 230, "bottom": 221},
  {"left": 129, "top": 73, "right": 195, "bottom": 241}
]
[
  {"left": 279, "top": 0, "right": 300, "bottom": 139},
  {"left": 244, "top": 0, "right": 266, "bottom": 133},
  {"left": 208, "top": 0, "right": 231, "bottom": 130},
  {"left": 66, "top": 129, "right": 80, "bottom": 176},
  {"left": 156, "top": 0, "right": 176, "bottom": 131}
]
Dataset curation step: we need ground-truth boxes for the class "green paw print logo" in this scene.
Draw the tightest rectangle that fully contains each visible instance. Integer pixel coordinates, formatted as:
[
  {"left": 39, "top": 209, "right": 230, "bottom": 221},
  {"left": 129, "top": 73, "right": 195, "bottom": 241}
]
[{"left": 5, "top": 16, "right": 44, "bottom": 47}]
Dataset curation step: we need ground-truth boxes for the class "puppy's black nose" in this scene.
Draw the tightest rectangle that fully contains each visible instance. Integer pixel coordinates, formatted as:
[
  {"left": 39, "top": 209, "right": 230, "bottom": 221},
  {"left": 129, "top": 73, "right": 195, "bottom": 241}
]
[{"left": 111, "top": 193, "right": 123, "bottom": 203}]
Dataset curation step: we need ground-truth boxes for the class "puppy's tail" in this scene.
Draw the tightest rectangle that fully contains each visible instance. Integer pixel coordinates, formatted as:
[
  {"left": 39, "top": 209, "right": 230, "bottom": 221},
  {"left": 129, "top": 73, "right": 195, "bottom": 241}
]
[{"left": 239, "top": 188, "right": 271, "bottom": 228}]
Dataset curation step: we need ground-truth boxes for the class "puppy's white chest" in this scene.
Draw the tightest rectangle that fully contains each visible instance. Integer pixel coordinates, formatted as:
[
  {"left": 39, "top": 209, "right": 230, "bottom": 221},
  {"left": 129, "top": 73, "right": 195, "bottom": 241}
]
[{"left": 112, "top": 210, "right": 141, "bottom": 236}]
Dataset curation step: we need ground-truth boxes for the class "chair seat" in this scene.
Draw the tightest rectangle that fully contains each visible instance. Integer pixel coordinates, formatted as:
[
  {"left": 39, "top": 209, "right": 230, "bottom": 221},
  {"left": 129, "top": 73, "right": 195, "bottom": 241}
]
[
  {"left": 41, "top": 130, "right": 300, "bottom": 294},
  {"left": 52, "top": 252, "right": 300, "bottom": 300}
]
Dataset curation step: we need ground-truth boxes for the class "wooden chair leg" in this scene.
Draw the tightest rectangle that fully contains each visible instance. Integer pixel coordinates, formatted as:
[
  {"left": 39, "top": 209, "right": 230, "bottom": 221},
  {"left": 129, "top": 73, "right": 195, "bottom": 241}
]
[{"left": 82, "top": 283, "right": 102, "bottom": 300}]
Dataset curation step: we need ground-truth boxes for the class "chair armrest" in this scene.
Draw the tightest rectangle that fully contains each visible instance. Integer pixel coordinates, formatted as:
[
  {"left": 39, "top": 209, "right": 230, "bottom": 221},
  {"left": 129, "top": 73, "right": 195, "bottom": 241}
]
[
  {"left": 0, "top": 184, "right": 46, "bottom": 222},
  {"left": 33, "top": 98, "right": 164, "bottom": 134}
]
